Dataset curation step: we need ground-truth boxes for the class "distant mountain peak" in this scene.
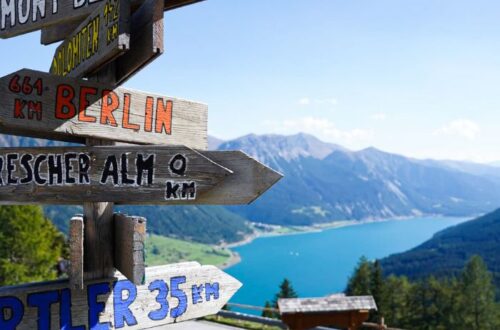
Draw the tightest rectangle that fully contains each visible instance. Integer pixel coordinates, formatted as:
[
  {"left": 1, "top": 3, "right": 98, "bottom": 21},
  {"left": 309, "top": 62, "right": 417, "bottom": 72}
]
[
  {"left": 208, "top": 136, "right": 225, "bottom": 150},
  {"left": 217, "top": 133, "right": 346, "bottom": 163}
]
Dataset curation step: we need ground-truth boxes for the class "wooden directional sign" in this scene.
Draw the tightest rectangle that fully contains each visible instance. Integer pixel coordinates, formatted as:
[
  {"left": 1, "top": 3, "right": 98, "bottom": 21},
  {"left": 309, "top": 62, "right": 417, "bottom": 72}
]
[
  {"left": 199, "top": 150, "right": 284, "bottom": 205},
  {"left": 0, "top": 145, "right": 230, "bottom": 204},
  {"left": 0, "top": 0, "right": 204, "bottom": 39},
  {"left": 0, "top": 262, "right": 241, "bottom": 329},
  {"left": 0, "top": 69, "right": 208, "bottom": 148},
  {"left": 50, "top": 0, "right": 131, "bottom": 78},
  {"left": 41, "top": 0, "right": 204, "bottom": 45},
  {"left": 98, "top": 0, "right": 164, "bottom": 86}
]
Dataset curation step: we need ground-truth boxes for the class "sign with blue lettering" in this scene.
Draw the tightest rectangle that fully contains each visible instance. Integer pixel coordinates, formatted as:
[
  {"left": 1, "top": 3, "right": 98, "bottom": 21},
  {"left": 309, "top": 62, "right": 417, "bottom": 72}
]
[{"left": 0, "top": 262, "right": 241, "bottom": 329}]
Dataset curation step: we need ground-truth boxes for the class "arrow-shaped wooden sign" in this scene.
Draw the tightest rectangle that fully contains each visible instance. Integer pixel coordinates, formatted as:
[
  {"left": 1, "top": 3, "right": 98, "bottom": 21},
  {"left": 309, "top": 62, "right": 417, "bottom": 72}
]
[
  {"left": 49, "top": 0, "right": 131, "bottom": 78},
  {"left": 0, "top": 145, "right": 230, "bottom": 204},
  {"left": 0, "top": 262, "right": 241, "bottom": 329},
  {"left": 0, "top": 0, "right": 204, "bottom": 39},
  {"left": 0, "top": 69, "right": 207, "bottom": 148},
  {"left": 199, "top": 150, "right": 284, "bottom": 205}
]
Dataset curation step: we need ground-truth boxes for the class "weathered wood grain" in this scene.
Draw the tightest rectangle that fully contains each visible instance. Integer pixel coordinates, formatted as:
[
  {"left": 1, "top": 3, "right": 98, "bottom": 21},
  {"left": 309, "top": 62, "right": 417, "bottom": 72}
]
[
  {"left": 69, "top": 215, "right": 84, "bottom": 290},
  {"left": 0, "top": 262, "right": 242, "bottom": 329},
  {"left": 0, "top": 69, "right": 208, "bottom": 148},
  {"left": 49, "top": 0, "right": 131, "bottom": 79},
  {"left": 82, "top": 66, "right": 117, "bottom": 285},
  {"left": 98, "top": 0, "right": 164, "bottom": 86},
  {"left": 1, "top": 0, "right": 204, "bottom": 39},
  {"left": 198, "top": 150, "right": 284, "bottom": 205},
  {"left": 39, "top": 0, "right": 204, "bottom": 44},
  {"left": 83, "top": 138, "right": 116, "bottom": 282},
  {"left": 114, "top": 213, "right": 146, "bottom": 285},
  {"left": 0, "top": 145, "right": 231, "bottom": 204}
]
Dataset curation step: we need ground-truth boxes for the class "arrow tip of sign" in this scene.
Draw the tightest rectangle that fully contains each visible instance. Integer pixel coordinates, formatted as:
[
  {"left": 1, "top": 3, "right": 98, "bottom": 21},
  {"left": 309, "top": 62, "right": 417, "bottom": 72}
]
[{"left": 244, "top": 153, "right": 284, "bottom": 205}]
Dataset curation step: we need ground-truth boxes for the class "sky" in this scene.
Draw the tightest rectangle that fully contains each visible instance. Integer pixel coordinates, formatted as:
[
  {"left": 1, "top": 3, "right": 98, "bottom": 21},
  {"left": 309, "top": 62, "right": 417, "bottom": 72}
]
[{"left": 0, "top": 0, "right": 499, "bottom": 163}]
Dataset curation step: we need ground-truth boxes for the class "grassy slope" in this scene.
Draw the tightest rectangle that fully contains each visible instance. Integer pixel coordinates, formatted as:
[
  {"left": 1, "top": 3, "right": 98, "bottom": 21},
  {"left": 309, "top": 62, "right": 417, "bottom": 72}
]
[{"left": 145, "top": 234, "right": 233, "bottom": 267}]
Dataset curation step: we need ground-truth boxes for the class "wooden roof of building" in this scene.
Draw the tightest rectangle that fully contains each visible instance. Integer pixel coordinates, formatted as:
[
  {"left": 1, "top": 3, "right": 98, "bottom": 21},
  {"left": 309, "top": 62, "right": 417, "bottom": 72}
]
[{"left": 278, "top": 295, "right": 377, "bottom": 314}]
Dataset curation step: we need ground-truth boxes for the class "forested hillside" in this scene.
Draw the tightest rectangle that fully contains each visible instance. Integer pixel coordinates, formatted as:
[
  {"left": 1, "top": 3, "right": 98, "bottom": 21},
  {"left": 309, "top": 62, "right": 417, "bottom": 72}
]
[
  {"left": 381, "top": 209, "right": 500, "bottom": 287},
  {"left": 45, "top": 205, "right": 251, "bottom": 244}
]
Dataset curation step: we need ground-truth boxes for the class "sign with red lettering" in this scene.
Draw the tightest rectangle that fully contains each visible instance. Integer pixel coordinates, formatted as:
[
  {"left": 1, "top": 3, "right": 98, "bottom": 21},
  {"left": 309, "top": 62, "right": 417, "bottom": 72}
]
[
  {"left": 50, "top": 0, "right": 131, "bottom": 78},
  {"left": 0, "top": 145, "right": 230, "bottom": 204},
  {"left": 0, "top": 262, "right": 241, "bottom": 329},
  {"left": 0, "top": 69, "right": 208, "bottom": 148}
]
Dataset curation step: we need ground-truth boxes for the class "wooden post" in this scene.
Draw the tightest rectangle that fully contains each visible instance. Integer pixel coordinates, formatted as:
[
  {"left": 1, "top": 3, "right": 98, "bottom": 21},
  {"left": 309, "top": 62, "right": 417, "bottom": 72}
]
[
  {"left": 114, "top": 214, "right": 147, "bottom": 285},
  {"left": 84, "top": 67, "right": 117, "bottom": 281},
  {"left": 69, "top": 216, "right": 84, "bottom": 290}
]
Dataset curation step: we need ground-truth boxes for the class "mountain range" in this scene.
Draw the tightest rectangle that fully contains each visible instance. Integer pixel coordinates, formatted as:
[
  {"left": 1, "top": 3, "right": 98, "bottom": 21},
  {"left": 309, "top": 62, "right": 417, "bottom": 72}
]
[
  {"left": 2, "top": 133, "right": 500, "bottom": 243},
  {"left": 215, "top": 133, "right": 500, "bottom": 225}
]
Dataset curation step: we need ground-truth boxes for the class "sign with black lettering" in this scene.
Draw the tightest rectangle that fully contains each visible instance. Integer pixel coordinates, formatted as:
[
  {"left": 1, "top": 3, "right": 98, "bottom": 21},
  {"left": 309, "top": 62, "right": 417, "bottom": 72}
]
[
  {"left": 50, "top": 0, "right": 130, "bottom": 78},
  {"left": 0, "top": 146, "right": 231, "bottom": 204},
  {"left": 0, "top": 262, "right": 241, "bottom": 329},
  {"left": 0, "top": 0, "right": 204, "bottom": 40},
  {"left": 0, "top": 69, "right": 208, "bottom": 148}
]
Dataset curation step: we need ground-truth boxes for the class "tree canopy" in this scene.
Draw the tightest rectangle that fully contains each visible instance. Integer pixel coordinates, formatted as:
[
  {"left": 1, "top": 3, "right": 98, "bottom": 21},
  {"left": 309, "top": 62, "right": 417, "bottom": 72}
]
[
  {"left": 346, "top": 255, "right": 500, "bottom": 330},
  {"left": 0, "top": 205, "right": 66, "bottom": 285}
]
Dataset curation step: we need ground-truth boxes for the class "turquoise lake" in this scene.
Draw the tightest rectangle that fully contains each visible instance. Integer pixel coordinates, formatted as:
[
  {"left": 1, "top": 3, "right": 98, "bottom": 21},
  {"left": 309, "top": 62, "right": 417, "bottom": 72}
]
[{"left": 226, "top": 216, "right": 468, "bottom": 311}]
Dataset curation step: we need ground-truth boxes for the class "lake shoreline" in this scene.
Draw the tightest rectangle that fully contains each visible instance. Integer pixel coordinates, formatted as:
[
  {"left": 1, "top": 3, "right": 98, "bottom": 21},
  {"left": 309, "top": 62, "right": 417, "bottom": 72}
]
[
  {"left": 225, "top": 216, "right": 470, "bottom": 310},
  {"left": 219, "top": 214, "right": 473, "bottom": 269}
]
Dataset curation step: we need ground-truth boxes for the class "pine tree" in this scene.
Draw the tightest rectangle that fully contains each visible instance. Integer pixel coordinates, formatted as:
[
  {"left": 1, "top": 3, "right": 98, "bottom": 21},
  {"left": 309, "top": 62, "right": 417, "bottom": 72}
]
[
  {"left": 0, "top": 205, "right": 66, "bottom": 285},
  {"left": 274, "top": 278, "right": 299, "bottom": 301},
  {"left": 456, "top": 255, "right": 497, "bottom": 330},
  {"left": 370, "top": 260, "right": 385, "bottom": 321},
  {"left": 267, "top": 278, "right": 299, "bottom": 319},
  {"left": 381, "top": 275, "right": 413, "bottom": 329},
  {"left": 262, "top": 301, "right": 274, "bottom": 318},
  {"left": 346, "top": 256, "right": 372, "bottom": 296}
]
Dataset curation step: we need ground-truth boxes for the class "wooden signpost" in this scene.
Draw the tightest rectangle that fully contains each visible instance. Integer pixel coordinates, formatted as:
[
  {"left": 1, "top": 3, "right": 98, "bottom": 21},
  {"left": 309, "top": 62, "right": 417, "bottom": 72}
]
[
  {"left": 49, "top": 0, "right": 131, "bottom": 78},
  {"left": 0, "top": 0, "right": 284, "bottom": 327},
  {"left": 0, "top": 145, "right": 232, "bottom": 204},
  {"left": 0, "top": 69, "right": 208, "bottom": 148},
  {"left": 0, "top": 0, "right": 204, "bottom": 39},
  {"left": 114, "top": 214, "right": 147, "bottom": 285},
  {"left": 99, "top": 0, "right": 165, "bottom": 85},
  {"left": 0, "top": 262, "right": 242, "bottom": 329}
]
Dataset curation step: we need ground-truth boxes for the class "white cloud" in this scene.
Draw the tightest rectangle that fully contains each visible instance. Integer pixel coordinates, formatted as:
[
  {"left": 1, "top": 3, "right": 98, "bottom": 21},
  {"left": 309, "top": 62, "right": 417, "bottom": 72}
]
[
  {"left": 263, "top": 116, "right": 372, "bottom": 143},
  {"left": 299, "top": 97, "right": 311, "bottom": 105},
  {"left": 371, "top": 113, "right": 387, "bottom": 121},
  {"left": 434, "top": 119, "right": 480, "bottom": 140},
  {"left": 298, "top": 97, "right": 338, "bottom": 106}
]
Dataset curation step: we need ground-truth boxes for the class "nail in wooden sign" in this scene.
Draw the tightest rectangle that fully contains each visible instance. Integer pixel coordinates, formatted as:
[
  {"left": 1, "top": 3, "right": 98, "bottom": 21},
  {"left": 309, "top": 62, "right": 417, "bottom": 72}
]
[
  {"left": 0, "top": 69, "right": 208, "bottom": 148},
  {"left": 49, "top": 0, "right": 131, "bottom": 78},
  {"left": 0, "top": 262, "right": 242, "bottom": 329},
  {"left": 0, "top": 145, "right": 230, "bottom": 204}
]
